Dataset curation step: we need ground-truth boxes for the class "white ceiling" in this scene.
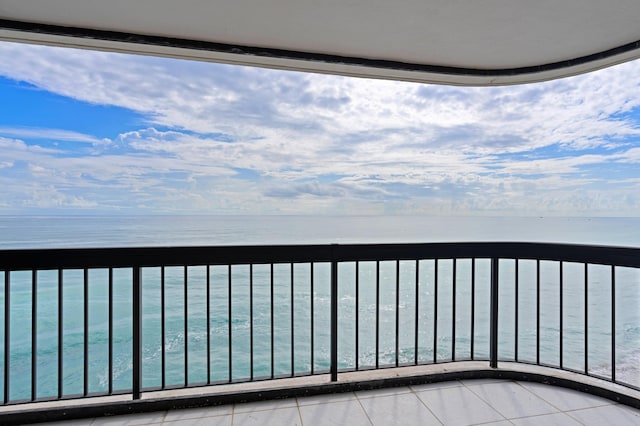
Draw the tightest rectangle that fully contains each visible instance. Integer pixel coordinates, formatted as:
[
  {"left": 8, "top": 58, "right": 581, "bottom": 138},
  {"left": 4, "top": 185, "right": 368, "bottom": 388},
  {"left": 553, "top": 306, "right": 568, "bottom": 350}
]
[{"left": 1, "top": 0, "right": 640, "bottom": 85}]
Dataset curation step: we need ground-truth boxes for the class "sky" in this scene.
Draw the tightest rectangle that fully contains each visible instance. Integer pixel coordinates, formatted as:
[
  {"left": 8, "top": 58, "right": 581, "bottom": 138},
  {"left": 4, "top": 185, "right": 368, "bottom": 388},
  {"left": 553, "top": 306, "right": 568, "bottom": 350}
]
[{"left": 1, "top": 40, "right": 640, "bottom": 216}]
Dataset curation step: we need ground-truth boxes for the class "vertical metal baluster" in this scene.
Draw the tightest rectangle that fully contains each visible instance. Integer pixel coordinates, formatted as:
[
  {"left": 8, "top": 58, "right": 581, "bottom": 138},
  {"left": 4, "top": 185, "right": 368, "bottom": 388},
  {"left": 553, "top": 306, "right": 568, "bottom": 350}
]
[
  {"left": 83, "top": 268, "right": 89, "bottom": 397},
  {"left": 584, "top": 263, "right": 588, "bottom": 375},
  {"left": 57, "top": 270, "right": 63, "bottom": 399},
  {"left": 270, "top": 264, "right": 274, "bottom": 379},
  {"left": 3, "top": 271, "right": 8, "bottom": 404},
  {"left": 433, "top": 259, "right": 438, "bottom": 364},
  {"left": 310, "top": 263, "right": 315, "bottom": 375},
  {"left": 490, "top": 257, "right": 499, "bottom": 369},
  {"left": 560, "top": 262, "right": 564, "bottom": 369},
  {"left": 515, "top": 260, "right": 519, "bottom": 362},
  {"left": 471, "top": 258, "right": 475, "bottom": 360},
  {"left": 611, "top": 265, "right": 616, "bottom": 382},
  {"left": 206, "top": 265, "right": 211, "bottom": 384},
  {"left": 249, "top": 264, "right": 254, "bottom": 381},
  {"left": 536, "top": 260, "right": 540, "bottom": 365},
  {"left": 108, "top": 268, "right": 113, "bottom": 395},
  {"left": 375, "top": 260, "right": 380, "bottom": 369},
  {"left": 452, "top": 259, "right": 457, "bottom": 361},
  {"left": 355, "top": 262, "right": 359, "bottom": 371},
  {"left": 132, "top": 267, "right": 141, "bottom": 400},
  {"left": 330, "top": 255, "right": 338, "bottom": 382},
  {"left": 290, "top": 263, "right": 294, "bottom": 377},
  {"left": 414, "top": 260, "right": 419, "bottom": 365},
  {"left": 161, "top": 267, "right": 166, "bottom": 390},
  {"left": 228, "top": 264, "right": 232, "bottom": 383},
  {"left": 395, "top": 260, "right": 400, "bottom": 367},
  {"left": 12, "top": 245, "right": 638, "bottom": 405},
  {"left": 184, "top": 266, "right": 188, "bottom": 387},
  {"left": 32, "top": 270, "right": 37, "bottom": 401}
]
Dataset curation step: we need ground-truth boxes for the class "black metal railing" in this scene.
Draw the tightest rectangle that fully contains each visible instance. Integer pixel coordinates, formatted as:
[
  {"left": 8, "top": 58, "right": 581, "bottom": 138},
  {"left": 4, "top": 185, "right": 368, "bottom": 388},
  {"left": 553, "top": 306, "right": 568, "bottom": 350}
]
[{"left": 0, "top": 242, "right": 639, "bottom": 407}]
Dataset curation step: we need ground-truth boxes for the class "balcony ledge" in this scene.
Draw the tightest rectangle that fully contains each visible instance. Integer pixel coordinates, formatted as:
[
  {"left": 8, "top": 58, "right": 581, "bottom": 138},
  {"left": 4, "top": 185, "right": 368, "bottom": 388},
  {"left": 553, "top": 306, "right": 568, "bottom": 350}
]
[{"left": 1, "top": 362, "right": 639, "bottom": 424}]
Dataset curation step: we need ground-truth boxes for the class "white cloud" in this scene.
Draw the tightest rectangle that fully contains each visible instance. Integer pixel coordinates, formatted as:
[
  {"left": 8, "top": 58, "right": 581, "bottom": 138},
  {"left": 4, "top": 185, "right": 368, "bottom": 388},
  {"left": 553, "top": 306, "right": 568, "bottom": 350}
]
[
  {"left": 23, "top": 185, "right": 98, "bottom": 209},
  {"left": 1, "top": 41, "right": 640, "bottom": 215},
  {"left": 0, "top": 126, "right": 107, "bottom": 144}
]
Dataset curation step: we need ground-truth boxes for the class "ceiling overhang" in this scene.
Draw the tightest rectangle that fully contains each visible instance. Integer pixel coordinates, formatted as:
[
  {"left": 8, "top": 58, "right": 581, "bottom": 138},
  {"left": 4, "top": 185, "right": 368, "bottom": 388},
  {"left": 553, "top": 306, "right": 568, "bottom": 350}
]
[{"left": 2, "top": 1, "right": 640, "bottom": 86}]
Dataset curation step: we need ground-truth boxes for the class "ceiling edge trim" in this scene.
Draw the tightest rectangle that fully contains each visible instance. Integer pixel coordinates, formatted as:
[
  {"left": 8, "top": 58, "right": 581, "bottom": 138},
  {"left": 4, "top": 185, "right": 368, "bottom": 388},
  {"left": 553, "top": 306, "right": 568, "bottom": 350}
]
[{"left": 2, "top": 18, "right": 640, "bottom": 85}]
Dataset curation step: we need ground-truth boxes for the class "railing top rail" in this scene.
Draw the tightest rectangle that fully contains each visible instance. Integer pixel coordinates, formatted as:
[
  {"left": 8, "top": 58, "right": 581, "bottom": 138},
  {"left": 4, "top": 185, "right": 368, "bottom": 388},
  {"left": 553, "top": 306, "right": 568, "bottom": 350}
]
[{"left": 1, "top": 242, "right": 639, "bottom": 270}]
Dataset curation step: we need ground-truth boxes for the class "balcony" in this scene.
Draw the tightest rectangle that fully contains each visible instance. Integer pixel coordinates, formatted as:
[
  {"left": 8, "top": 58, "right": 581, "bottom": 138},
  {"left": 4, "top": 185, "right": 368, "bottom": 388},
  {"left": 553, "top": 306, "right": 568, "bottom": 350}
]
[
  {"left": 10, "top": 376, "right": 640, "bottom": 425},
  {"left": 0, "top": 241, "right": 639, "bottom": 424}
]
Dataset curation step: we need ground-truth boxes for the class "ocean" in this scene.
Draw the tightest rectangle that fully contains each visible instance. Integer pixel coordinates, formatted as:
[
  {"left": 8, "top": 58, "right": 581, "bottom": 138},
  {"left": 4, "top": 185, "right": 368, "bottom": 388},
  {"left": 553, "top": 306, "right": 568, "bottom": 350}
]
[
  {"left": 2, "top": 215, "right": 640, "bottom": 249},
  {"left": 1, "top": 215, "right": 639, "bottom": 401}
]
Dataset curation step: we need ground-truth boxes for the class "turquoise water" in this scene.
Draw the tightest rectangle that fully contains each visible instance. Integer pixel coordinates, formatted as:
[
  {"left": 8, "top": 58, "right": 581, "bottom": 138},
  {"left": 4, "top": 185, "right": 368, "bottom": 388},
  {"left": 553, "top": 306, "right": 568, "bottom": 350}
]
[{"left": 1, "top": 215, "right": 639, "bottom": 401}]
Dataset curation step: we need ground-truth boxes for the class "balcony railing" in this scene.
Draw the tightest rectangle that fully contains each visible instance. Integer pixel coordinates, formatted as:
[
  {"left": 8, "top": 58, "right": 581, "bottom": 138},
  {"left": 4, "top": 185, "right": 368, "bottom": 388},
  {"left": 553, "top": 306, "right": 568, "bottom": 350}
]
[{"left": 0, "top": 242, "right": 639, "bottom": 418}]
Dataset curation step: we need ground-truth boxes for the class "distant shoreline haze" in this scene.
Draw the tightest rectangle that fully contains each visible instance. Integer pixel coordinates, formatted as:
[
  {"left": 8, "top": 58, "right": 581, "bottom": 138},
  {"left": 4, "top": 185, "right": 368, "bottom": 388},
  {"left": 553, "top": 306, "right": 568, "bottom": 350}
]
[{"left": 1, "top": 215, "right": 639, "bottom": 249}]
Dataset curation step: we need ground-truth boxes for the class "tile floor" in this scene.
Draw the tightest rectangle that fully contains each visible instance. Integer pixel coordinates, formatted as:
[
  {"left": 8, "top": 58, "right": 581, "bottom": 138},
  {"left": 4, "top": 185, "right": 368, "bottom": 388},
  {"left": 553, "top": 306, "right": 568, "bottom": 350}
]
[{"left": 31, "top": 379, "right": 640, "bottom": 425}]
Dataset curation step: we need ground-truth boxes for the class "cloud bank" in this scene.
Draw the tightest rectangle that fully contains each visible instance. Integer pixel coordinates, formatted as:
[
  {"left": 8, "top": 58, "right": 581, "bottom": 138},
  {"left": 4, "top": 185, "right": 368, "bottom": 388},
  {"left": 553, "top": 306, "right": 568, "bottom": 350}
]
[{"left": 0, "top": 41, "right": 639, "bottom": 215}]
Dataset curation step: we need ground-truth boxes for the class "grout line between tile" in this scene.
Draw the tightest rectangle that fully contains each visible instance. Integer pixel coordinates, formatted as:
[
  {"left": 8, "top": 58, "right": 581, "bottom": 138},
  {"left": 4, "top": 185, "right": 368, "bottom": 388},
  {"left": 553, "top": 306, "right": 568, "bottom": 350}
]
[
  {"left": 513, "top": 381, "right": 569, "bottom": 415},
  {"left": 354, "top": 394, "right": 374, "bottom": 426},
  {"left": 295, "top": 396, "right": 305, "bottom": 426},
  {"left": 460, "top": 380, "right": 511, "bottom": 422},
  {"left": 411, "top": 387, "right": 445, "bottom": 425},
  {"left": 471, "top": 420, "right": 516, "bottom": 426},
  {"left": 562, "top": 408, "right": 588, "bottom": 426},
  {"left": 563, "top": 403, "right": 623, "bottom": 416},
  {"left": 296, "top": 404, "right": 304, "bottom": 426},
  {"left": 518, "top": 381, "right": 616, "bottom": 414}
]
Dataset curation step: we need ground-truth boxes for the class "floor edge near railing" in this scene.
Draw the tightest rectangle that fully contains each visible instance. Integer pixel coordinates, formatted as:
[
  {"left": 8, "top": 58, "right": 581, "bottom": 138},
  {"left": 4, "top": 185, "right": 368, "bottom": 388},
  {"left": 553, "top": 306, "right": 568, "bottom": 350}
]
[{"left": 1, "top": 362, "right": 639, "bottom": 425}]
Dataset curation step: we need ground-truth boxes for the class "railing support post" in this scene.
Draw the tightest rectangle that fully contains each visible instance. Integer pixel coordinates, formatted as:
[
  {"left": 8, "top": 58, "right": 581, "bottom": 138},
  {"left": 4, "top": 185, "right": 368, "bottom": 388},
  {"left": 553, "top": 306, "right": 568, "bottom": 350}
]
[
  {"left": 330, "top": 246, "right": 338, "bottom": 382},
  {"left": 490, "top": 257, "right": 499, "bottom": 369},
  {"left": 132, "top": 266, "right": 142, "bottom": 400},
  {"left": 4, "top": 271, "right": 10, "bottom": 404}
]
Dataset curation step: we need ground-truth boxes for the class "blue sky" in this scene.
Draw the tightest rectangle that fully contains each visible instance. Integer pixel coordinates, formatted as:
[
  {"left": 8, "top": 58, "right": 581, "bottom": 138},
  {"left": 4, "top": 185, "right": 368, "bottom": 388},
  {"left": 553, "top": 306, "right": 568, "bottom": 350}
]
[{"left": 1, "top": 41, "right": 640, "bottom": 216}]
